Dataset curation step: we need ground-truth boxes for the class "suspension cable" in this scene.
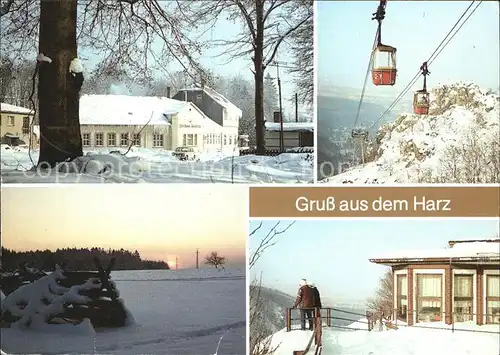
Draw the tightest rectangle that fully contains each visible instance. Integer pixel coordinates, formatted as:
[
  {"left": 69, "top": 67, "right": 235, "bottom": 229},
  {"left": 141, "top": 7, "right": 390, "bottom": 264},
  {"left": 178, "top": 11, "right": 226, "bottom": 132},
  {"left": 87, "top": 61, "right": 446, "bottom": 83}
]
[
  {"left": 354, "top": 29, "right": 379, "bottom": 128},
  {"left": 369, "top": 0, "right": 481, "bottom": 130}
]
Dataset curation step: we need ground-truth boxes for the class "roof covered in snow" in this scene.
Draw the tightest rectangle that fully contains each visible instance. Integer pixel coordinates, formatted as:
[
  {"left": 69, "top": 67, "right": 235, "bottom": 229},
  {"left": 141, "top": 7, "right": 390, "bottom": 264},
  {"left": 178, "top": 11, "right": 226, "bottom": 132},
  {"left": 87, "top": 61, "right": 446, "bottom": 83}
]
[
  {"left": 0, "top": 103, "right": 33, "bottom": 115},
  {"left": 265, "top": 122, "right": 314, "bottom": 132},
  {"left": 79, "top": 95, "right": 191, "bottom": 126},
  {"left": 177, "top": 86, "right": 242, "bottom": 118},
  {"left": 370, "top": 240, "right": 500, "bottom": 264}
]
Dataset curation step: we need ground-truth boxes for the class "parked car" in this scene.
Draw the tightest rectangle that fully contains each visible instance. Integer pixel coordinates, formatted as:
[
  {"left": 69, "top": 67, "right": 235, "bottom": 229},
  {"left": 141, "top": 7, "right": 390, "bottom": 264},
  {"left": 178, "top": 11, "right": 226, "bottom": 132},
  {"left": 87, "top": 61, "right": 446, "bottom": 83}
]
[{"left": 173, "top": 146, "right": 197, "bottom": 161}]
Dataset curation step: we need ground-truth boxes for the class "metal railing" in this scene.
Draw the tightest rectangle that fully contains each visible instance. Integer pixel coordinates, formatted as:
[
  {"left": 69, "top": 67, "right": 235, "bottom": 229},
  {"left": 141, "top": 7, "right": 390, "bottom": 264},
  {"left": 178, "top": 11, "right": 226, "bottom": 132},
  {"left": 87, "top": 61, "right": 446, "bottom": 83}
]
[
  {"left": 285, "top": 307, "right": 333, "bottom": 332},
  {"left": 285, "top": 306, "right": 500, "bottom": 354}
]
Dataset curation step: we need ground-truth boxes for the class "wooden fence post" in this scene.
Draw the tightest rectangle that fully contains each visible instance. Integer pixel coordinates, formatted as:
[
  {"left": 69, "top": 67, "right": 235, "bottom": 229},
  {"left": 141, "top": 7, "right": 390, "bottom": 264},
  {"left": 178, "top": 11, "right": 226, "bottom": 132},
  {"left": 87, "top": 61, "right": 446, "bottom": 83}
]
[
  {"left": 286, "top": 308, "right": 292, "bottom": 332},
  {"left": 314, "top": 308, "right": 322, "bottom": 347},
  {"left": 326, "top": 308, "right": 331, "bottom": 327}
]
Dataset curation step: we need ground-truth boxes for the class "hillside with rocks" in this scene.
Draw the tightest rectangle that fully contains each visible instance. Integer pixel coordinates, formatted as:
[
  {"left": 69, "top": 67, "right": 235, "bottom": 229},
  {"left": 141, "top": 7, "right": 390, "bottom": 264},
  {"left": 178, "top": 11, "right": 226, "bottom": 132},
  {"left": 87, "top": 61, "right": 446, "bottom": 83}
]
[{"left": 323, "top": 82, "right": 500, "bottom": 184}]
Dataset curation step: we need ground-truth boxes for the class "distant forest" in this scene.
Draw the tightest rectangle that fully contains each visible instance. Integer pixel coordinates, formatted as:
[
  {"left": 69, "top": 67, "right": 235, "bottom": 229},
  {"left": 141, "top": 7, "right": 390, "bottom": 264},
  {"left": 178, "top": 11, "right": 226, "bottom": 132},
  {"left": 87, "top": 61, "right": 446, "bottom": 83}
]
[{"left": 0, "top": 247, "right": 170, "bottom": 272}]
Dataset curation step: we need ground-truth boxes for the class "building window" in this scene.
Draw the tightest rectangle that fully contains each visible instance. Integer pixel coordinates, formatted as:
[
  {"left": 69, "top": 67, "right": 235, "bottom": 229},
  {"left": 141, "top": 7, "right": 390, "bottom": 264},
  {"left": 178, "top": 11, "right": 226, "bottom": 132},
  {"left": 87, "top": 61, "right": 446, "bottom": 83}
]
[
  {"left": 194, "top": 134, "right": 198, "bottom": 146},
  {"left": 107, "top": 133, "right": 116, "bottom": 146},
  {"left": 234, "top": 135, "right": 237, "bottom": 145},
  {"left": 224, "top": 134, "right": 227, "bottom": 145},
  {"left": 133, "top": 133, "right": 141, "bottom": 146},
  {"left": 195, "top": 94, "right": 202, "bottom": 105},
  {"left": 7, "top": 116, "right": 15, "bottom": 126},
  {"left": 95, "top": 133, "right": 104, "bottom": 147},
  {"left": 217, "top": 135, "right": 221, "bottom": 144},
  {"left": 183, "top": 134, "right": 187, "bottom": 146},
  {"left": 153, "top": 134, "right": 164, "bottom": 147},
  {"left": 203, "top": 134, "right": 207, "bottom": 144},
  {"left": 82, "top": 133, "right": 91, "bottom": 147},
  {"left": 396, "top": 274, "right": 408, "bottom": 322},
  {"left": 416, "top": 274, "right": 442, "bottom": 323},
  {"left": 22, "top": 117, "right": 30, "bottom": 134},
  {"left": 229, "top": 135, "right": 232, "bottom": 145},
  {"left": 486, "top": 275, "right": 500, "bottom": 324},
  {"left": 453, "top": 274, "right": 473, "bottom": 322},
  {"left": 186, "top": 134, "right": 194, "bottom": 146},
  {"left": 120, "top": 133, "right": 129, "bottom": 146},
  {"left": 210, "top": 134, "right": 213, "bottom": 144}
]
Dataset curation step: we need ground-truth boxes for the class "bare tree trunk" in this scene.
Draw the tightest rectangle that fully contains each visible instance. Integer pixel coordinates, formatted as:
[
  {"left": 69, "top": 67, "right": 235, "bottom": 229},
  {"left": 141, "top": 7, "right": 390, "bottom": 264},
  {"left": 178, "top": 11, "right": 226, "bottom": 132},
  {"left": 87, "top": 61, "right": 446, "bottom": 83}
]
[
  {"left": 38, "top": 0, "right": 82, "bottom": 167},
  {"left": 254, "top": 0, "right": 265, "bottom": 155}
]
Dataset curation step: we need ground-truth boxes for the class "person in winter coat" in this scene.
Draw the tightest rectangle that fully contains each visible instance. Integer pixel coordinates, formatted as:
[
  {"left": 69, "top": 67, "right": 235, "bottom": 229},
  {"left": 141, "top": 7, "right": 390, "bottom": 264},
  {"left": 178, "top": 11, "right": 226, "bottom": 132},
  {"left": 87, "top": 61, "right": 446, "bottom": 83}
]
[
  {"left": 310, "top": 283, "right": 322, "bottom": 309},
  {"left": 292, "top": 278, "right": 315, "bottom": 330}
]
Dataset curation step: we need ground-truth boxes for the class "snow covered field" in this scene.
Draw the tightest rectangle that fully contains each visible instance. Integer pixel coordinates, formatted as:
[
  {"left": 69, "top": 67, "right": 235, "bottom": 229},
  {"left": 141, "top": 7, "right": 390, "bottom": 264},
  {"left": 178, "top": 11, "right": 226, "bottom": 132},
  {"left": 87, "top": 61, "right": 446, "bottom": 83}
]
[
  {"left": 1, "top": 267, "right": 246, "bottom": 354},
  {"left": 268, "top": 320, "right": 500, "bottom": 355},
  {"left": 0, "top": 146, "right": 313, "bottom": 184},
  {"left": 323, "top": 82, "right": 500, "bottom": 184}
]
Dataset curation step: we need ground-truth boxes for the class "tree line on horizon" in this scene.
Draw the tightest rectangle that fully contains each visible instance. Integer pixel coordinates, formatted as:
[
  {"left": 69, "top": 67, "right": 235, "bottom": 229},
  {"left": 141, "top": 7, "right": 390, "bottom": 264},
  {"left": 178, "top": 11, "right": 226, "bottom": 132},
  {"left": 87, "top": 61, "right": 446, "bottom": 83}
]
[{"left": 0, "top": 247, "right": 169, "bottom": 272}]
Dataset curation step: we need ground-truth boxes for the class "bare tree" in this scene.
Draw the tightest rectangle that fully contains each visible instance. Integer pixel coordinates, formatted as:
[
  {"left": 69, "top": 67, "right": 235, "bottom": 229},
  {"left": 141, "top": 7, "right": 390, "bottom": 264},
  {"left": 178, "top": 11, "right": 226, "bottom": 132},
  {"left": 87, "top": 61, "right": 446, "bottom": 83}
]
[
  {"left": 204, "top": 251, "right": 227, "bottom": 269},
  {"left": 367, "top": 268, "right": 393, "bottom": 319},
  {"left": 287, "top": 0, "right": 313, "bottom": 107},
  {"left": 417, "top": 124, "right": 500, "bottom": 184},
  {"left": 180, "top": 0, "right": 312, "bottom": 155},
  {"left": 1, "top": 0, "right": 204, "bottom": 167},
  {"left": 249, "top": 221, "right": 295, "bottom": 355}
]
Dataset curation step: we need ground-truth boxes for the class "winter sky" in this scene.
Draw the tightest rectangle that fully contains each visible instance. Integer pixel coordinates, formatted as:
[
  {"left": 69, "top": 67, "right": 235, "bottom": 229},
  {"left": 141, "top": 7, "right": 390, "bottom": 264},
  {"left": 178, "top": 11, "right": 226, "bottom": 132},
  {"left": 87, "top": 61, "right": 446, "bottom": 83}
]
[
  {"left": 1, "top": 185, "right": 247, "bottom": 269},
  {"left": 249, "top": 219, "right": 500, "bottom": 304},
  {"left": 317, "top": 1, "right": 500, "bottom": 98}
]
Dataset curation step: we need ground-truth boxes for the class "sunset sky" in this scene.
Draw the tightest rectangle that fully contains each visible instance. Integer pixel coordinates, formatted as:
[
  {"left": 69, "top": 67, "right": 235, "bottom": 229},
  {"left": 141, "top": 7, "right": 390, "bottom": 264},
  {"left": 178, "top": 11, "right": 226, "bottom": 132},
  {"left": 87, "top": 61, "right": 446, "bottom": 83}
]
[{"left": 1, "top": 185, "right": 247, "bottom": 269}]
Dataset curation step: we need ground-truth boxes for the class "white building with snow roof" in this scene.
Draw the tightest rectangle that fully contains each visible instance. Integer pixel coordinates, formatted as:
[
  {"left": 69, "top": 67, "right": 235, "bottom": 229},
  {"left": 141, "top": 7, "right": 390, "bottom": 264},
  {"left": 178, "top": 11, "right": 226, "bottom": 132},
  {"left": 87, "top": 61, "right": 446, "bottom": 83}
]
[
  {"left": 78, "top": 94, "right": 238, "bottom": 154},
  {"left": 0, "top": 102, "right": 36, "bottom": 146},
  {"left": 173, "top": 86, "right": 241, "bottom": 151}
]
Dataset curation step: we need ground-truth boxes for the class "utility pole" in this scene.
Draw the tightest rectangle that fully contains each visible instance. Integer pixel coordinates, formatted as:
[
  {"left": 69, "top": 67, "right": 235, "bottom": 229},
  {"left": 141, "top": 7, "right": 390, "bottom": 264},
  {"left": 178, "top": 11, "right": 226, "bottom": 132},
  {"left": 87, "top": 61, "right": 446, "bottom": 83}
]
[
  {"left": 295, "top": 93, "right": 299, "bottom": 123},
  {"left": 274, "top": 61, "right": 284, "bottom": 152},
  {"left": 175, "top": 256, "right": 178, "bottom": 270},
  {"left": 196, "top": 249, "right": 199, "bottom": 269},
  {"left": 270, "top": 60, "right": 299, "bottom": 151}
]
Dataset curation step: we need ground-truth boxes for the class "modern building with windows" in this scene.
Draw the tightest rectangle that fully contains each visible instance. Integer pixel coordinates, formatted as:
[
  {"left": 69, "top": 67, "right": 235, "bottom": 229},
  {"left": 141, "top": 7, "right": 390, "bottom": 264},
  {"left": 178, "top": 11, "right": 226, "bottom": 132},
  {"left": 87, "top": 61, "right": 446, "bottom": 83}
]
[
  {"left": 370, "top": 239, "right": 500, "bottom": 326},
  {"left": 78, "top": 92, "right": 240, "bottom": 154}
]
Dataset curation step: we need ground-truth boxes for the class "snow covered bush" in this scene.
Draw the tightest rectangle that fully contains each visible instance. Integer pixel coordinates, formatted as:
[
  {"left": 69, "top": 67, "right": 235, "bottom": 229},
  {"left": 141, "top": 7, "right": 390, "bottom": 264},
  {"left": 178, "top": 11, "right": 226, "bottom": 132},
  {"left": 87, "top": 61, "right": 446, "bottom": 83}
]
[
  {"left": 418, "top": 124, "right": 500, "bottom": 183},
  {"left": 1, "top": 266, "right": 134, "bottom": 330},
  {"left": 1, "top": 267, "right": 101, "bottom": 329}
]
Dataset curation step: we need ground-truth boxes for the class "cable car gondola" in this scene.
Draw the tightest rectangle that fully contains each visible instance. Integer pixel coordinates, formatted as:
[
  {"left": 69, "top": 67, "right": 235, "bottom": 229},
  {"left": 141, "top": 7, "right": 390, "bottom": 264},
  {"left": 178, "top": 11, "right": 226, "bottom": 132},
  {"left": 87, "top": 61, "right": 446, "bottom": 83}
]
[
  {"left": 351, "top": 127, "right": 369, "bottom": 142},
  {"left": 371, "top": 0, "right": 397, "bottom": 86},
  {"left": 413, "top": 62, "right": 430, "bottom": 115}
]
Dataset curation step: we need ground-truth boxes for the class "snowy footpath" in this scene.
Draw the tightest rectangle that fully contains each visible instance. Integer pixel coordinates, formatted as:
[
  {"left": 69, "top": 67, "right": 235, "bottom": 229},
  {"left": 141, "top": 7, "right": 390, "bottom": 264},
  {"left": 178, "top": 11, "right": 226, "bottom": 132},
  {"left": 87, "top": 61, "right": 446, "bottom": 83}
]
[
  {"left": 1, "top": 268, "right": 246, "bottom": 354},
  {"left": 0, "top": 146, "right": 313, "bottom": 184},
  {"left": 268, "top": 320, "right": 500, "bottom": 355}
]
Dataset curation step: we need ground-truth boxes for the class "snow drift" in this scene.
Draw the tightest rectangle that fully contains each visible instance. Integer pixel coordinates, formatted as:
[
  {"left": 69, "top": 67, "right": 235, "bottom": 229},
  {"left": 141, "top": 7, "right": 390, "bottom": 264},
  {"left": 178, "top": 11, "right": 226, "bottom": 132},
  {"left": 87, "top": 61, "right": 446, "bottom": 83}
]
[{"left": 324, "top": 82, "right": 500, "bottom": 184}]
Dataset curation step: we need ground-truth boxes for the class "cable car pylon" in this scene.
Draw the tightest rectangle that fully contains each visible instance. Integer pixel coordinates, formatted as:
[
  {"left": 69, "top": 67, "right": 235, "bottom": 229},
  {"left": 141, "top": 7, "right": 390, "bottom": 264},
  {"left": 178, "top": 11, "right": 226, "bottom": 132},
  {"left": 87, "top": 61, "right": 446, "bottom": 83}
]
[
  {"left": 371, "top": 0, "right": 397, "bottom": 86},
  {"left": 413, "top": 62, "right": 431, "bottom": 115}
]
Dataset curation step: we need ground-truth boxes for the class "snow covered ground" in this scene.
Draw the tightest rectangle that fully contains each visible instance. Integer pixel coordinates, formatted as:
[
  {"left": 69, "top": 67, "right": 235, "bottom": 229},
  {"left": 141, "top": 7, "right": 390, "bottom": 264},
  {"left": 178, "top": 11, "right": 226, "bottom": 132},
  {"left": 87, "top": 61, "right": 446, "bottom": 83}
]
[
  {"left": 323, "top": 82, "right": 500, "bottom": 184},
  {"left": 1, "top": 267, "right": 246, "bottom": 354},
  {"left": 268, "top": 320, "right": 500, "bottom": 355},
  {"left": 0, "top": 146, "right": 313, "bottom": 183}
]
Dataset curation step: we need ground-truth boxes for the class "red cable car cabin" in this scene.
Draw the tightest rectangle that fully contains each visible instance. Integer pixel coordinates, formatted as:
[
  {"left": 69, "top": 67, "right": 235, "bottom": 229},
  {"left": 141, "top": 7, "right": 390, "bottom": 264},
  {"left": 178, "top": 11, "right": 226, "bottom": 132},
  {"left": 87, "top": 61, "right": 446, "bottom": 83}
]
[
  {"left": 372, "top": 44, "right": 397, "bottom": 86},
  {"left": 413, "top": 90, "right": 430, "bottom": 115},
  {"left": 413, "top": 62, "right": 431, "bottom": 115}
]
